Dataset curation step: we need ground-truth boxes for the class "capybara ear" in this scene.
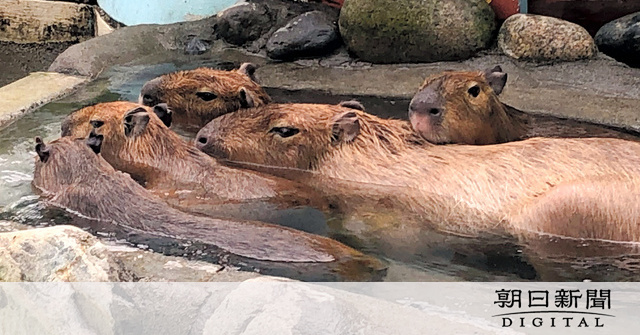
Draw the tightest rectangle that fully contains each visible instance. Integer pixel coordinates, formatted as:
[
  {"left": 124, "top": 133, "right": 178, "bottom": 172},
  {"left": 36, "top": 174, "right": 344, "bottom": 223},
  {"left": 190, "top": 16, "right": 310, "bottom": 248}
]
[
  {"left": 61, "top": 116, "right": 72, "bottom": 137},
  {"left": 123, "top": 107, "right": 150, "bottom": 137},
  {"left": 238, "top": 87, "right": 256, "bottom": 109},
  {"left": 338, "top": 100, "right": 366, "bottom": 111},
  {"left": 331, "top": 111, "right": 361, "bottom": 144},
  {"left": 35, "top": 137, "right": 50, "bottom": 163},
  {"left": 153, "top": 103, "right": 173, "bottom": 127},
  {"left": 86, "top": 131, "right": 104, "bottom": 154},
  {"left": 483, "top": 66, "right": 507, "bottom": 95},
  {"left": 237, "top": 62, "right": 258, "bottom": 82}
]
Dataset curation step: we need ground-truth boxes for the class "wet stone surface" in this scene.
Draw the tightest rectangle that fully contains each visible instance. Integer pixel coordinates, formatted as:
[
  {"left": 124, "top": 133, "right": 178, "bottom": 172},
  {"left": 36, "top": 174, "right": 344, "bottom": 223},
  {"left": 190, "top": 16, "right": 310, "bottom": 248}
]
[{"left": 266, "top": 11, "right": 340, "bottom": 60}]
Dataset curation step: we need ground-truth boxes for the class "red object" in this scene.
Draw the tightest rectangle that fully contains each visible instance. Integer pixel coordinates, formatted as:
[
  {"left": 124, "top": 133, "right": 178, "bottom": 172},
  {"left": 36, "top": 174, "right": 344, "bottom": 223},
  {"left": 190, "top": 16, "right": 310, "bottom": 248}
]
[
  {"left": 487, "top": 0, "right": 520, "bottom": 20},
  {"left": 320, "top": 0, "right": 343, "bottom": 8}
]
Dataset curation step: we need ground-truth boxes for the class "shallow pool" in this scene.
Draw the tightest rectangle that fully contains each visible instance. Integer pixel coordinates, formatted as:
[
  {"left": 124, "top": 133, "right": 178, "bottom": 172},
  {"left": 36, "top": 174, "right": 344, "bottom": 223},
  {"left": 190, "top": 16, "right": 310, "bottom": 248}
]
[{"left": 2, "top": 60, "right": 639, "bottom": 281}]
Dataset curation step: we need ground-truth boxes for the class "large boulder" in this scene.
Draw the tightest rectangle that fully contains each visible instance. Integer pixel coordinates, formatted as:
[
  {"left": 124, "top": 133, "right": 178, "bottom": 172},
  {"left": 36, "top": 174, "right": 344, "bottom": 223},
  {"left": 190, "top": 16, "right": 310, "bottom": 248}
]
[
  {"left": 266, "top": 11, "right": 340, "bottom": 60},
  {"left": 595, "top": 12, "right": 640, "bottom": 67},
  {"left": 216, "top": 2, "right": 274, "bottom": 46},
  {"left": 0, "top": 226, "right": 121, "bottom": 281},
  {"left": 498, "top": 14, "right": 597, "bottom": 62},
  {"left": 338, "top": 0, "right": 496, "bottom": 63}
]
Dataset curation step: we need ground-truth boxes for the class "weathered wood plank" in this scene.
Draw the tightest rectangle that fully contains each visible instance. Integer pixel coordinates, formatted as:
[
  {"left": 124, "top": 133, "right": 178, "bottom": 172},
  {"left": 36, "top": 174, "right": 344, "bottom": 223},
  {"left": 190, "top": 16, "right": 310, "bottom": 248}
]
[{"left": 0, "top": 0, "right": 95, "bottom": 43}]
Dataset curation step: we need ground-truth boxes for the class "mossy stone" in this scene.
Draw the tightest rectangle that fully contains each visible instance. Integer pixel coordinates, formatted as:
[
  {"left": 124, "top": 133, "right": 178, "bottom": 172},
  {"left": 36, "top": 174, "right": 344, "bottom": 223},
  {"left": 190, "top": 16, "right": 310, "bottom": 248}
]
[{"left": 338, "top": 0, "right": 496, "bottom": 63}]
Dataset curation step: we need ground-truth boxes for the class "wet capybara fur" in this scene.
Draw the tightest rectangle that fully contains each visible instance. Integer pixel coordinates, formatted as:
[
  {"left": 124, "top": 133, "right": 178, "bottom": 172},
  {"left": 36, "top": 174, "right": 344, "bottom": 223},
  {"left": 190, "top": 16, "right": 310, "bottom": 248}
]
[
  {"left": 32, "top": 136, "right": 385, "bottom": 280},
  {"left": 198, "top": 103, "right": 640, "bottom": 243},
  {"left": 62, "top": 101, "right": 334, "bottom": 225},
  {"left": 139, "top": 63, "right": 271, "bottom": 132},
  {"left": 409, "top": 66, "right": 640, "bottom": 144}
]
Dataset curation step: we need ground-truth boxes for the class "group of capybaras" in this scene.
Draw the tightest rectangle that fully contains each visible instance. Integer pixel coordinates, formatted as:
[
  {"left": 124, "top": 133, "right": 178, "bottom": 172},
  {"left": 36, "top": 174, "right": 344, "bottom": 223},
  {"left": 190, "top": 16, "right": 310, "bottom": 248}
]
[{"left": 32, "top": 62, "right": 640, "bottom": 276}]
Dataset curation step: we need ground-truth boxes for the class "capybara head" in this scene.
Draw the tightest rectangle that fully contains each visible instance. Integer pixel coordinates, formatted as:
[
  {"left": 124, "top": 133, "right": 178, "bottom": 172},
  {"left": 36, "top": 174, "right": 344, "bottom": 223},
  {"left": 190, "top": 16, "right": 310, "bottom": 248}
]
[
  {"left": 195, "top": 102, "right": 419, "bottom": 170},
  {"left": 84, "top": 103, "right": 184, "bottom": 181},
  {"left": 33, "top": 136, "right": 109, "bottom": 194},
  {"left": 61, "top": 101, "right": 144, "bottom": 138},
  {"left": 409, "top": 66, "right": 510, "bottom": 145},
  {"left": 139, "top": 63, "right": 272, "bottom": 129}
]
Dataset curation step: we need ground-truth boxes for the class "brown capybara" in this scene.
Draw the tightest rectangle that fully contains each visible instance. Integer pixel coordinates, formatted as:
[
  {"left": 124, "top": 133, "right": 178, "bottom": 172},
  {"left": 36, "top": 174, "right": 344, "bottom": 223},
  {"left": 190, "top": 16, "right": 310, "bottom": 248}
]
[
  {"left": 62, "top": 101, "right": 336, "bottom": 226},
  {"left": 32, "top": 136, "right": 385, "bottom": 280},
  {"left": 196, "top": 103, "right": 640, "bottom": 243},
  {"left": 409, "top": 66, "right": 640, "bottom": 144},
  {"left": 138, "top": 63, "right": 271, "bottom": 131},
  {"left": 61, "top": 101, "right": 173, "bottom": 138},
  {"left": 63, "top": 103, "right": 342, "bottom": 232}
]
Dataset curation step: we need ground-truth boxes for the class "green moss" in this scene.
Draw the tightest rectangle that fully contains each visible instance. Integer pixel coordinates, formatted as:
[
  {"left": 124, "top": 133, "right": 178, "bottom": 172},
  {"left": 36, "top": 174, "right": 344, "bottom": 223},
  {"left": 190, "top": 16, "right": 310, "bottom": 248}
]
[{"left": 339, "top": 0, "right": 496, "bottom": 63}]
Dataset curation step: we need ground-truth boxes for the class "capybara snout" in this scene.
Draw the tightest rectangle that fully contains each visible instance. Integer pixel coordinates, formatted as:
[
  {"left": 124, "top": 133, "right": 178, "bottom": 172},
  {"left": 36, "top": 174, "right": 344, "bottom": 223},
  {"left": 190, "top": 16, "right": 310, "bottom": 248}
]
[{"left": 139, "top": 77, "right": 163, "bottom": 107}]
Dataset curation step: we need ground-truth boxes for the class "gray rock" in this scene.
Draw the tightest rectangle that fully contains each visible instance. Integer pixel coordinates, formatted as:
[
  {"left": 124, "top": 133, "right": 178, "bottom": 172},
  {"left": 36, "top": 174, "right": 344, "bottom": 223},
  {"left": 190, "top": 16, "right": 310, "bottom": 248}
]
[
  {"left": 595, "top": 12, "right": 640, "bottom": 67},
  {"left": 338, "top": 0, "right": 496, "bottom": 63},
  {"left": 0, "top": 224, "right": 263, "bottom": 282},
  {"left": 216, "top": 2, "right": 274, "bottom": 46},
  {"left": 498, "top": 14, "right": 597, "bottom": 62},
  {"left": 111, "top": 245, "right": 260, "bottom": 282},
  {"left": 266, "top": 11, "right": 340, "bottom": 60},
  {"left": 184, "top": 36, "right": 210, "bottom": 55},
  {"left": 216, "top": 0, "right": 340, "bottom": 51},
  {"left": 0, "top": 226, "right": 121, "bottom": 281},
  {"left": 49, "top": 16, "right": 219, "bottom": 77}
]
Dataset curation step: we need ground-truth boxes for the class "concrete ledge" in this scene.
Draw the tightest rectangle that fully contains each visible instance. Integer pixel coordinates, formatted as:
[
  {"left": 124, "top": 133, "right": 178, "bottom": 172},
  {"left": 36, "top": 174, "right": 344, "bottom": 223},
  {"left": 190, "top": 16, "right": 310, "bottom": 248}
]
[
  {"left": 0, "top": 72, "right": 88, "bottom": 129},
  {"left": 0, "top": 0, "right": 95, "bottom": 43}
]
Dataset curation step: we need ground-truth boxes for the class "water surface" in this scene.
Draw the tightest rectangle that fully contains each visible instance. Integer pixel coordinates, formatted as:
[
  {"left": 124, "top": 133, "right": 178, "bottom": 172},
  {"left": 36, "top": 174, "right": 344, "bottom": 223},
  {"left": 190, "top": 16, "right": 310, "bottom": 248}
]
[{"left": 1, "top": 60, "right": 638, "bottom": 281}]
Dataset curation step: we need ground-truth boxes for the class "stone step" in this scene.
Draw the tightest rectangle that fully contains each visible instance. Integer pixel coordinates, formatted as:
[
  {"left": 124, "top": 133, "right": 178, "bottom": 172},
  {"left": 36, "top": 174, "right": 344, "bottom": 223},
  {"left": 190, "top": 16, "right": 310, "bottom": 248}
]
[{"left": 0, "top": 71, "right": 88, "bottom": 129}]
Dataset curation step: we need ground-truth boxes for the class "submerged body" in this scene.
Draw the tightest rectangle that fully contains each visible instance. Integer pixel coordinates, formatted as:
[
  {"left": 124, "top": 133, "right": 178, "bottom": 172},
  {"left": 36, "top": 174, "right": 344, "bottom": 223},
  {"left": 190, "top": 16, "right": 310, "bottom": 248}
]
[
  {"left": 197, "top": 103, "right": 640, "bottom": 242},
  {"left": 408, "top": 67, "right": 640, "bottom": 144},
  {"left": 32, "top": 137, "right": 384, "bottom": 279},
  {"left": 62, "top": 102, "right": 331, "bottom": 224}
]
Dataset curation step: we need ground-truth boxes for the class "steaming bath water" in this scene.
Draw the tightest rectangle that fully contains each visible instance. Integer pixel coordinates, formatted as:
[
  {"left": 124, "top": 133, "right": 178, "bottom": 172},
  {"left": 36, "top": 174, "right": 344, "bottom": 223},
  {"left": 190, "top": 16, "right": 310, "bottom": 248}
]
[{"left": 1, "top": 60, "right": 639, "bottom": 281}]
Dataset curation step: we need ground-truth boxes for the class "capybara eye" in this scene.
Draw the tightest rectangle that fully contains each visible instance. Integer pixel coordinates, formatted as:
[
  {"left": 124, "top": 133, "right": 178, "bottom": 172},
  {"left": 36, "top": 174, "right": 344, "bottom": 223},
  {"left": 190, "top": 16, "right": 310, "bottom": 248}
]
[
  {"left": 90, "top": 120, "right": 104, "bottom": 128},
  {"left": 269, "top": 127, "right": 300, "bottom": 138},
  {"left": 196, "top": 92, "right": 217, "bottom": 101},
  {"left": 467, "top": 85, "right": 481, "bottom": 98}
]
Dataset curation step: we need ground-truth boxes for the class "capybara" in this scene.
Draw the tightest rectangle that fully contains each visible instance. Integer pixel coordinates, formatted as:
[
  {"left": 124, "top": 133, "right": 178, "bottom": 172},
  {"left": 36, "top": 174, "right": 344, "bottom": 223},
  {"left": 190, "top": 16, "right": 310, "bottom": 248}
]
[
  {"left": 196, "top": 103, "right": 640, "bottom": 243},
  {"left": 62, "top": 101, "right": 336, "bottom": 227},
  {"left": 32, "top": 136, "right": 385, "bottom": 280},
  {"left": 409, "top": 66, "right": 640, "bottom": 144},
  {"left": 61, "top": 101, "right": 172, "bottom": 137},
  {"left": 139, "top": 63, "right": 271, "bottom": 131}
]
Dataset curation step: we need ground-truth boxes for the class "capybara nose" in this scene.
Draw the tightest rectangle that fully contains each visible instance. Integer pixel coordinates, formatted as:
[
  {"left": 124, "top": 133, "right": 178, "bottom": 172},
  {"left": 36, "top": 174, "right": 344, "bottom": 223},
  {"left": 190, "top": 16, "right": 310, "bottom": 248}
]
[
  {"left": 409, "top": 99, "right": 443, "bottom": 117},
  {"left": 196, "top": 136, "right": 208, "bottom": 147},
  {"left": 142, "top": 94, "right": 156, "bottom": 106},
  {"left": 139, "top": 77, "right": 163, "bottom": 106},
  {"left": 408, "top": 88, "right": 444, "bottom": 118}
]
